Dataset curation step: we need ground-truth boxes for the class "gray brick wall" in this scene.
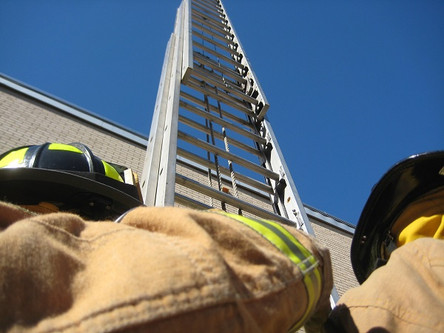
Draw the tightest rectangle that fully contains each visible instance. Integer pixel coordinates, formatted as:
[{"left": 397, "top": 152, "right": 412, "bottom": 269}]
[
  {"left": 310, "top": 218, "right": 359, "bottom": 297},
  {"left": 0, "top": 85, "right": 146, "bottom": 176}
]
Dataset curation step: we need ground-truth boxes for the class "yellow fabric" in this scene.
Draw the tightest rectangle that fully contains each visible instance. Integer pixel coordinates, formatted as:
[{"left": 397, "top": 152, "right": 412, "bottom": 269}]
[
  {"left": 392, "top": 188, "right": 444, "bottom": 247},
  {"left": 48, "top": 143, "right": 82, "bottom": 153},
  {"left": 102, "top": 160, "right": 123, "bottom": 182},
  {"left": 211, "top": 211, "right": 322, "bottom": 331},
  {"left": 0, "top": 147, "right": 29, "bottom": 168},
  {"left": 397, "top": 214, "right": 444, "bottom": 246}
]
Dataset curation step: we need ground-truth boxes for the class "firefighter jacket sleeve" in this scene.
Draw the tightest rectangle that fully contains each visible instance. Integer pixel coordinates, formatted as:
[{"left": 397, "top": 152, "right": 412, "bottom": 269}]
[
  {"left": 0, "top": 202, "right": 333, "bottom": 333},
  {"left": 325, "top": 237, "right": 444, "bottom": 332}
]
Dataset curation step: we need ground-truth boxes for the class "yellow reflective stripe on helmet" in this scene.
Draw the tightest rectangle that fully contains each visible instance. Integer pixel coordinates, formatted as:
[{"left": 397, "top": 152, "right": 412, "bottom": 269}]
[
  {"left": 214, "top": 211, "right": 322, "bottom": 330},
  {"left": 102, "top": 161, "right": 123, "bottom": 182},
  {"left": 0, "top": 147, "right": 29, "bottom": 168},
  {"left": 48, "top": 143, "right": 82, "bottom": 153}
]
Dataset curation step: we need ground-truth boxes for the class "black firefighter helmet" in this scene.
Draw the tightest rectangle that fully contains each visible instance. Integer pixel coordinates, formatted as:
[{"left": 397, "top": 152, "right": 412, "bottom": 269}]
[
  {"left": 0, "top": 142, "right": 142, "bottom": 220},
  {"left": 351, "top": 151, "right": 444, "bottom": 284}
]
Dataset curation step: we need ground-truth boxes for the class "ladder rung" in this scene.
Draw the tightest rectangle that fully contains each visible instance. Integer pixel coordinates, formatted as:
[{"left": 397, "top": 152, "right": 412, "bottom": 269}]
[
  {"left": 179, "top": 100, "right": 265, "bottom": 144},
  {"left": 192, "top": 1, "right": 224, "bottom": 21},
  {"left": 186, "top": 77, "right": 253, "bottom": 115},
  {"left": 192, "top": 21, "right": 235, "bottom": 46},
  {"left": 175, "top": 192, "right": 211, "bottom": 210},
  {"left": 193, "top": 0, "right": 223, "bottom": 15},
  {"left": 196, "top": 66, "right": 245, "bottom": 94},
  {"left": 192, "top": 14, "right": 230, "bottom": 37},
  {"left": 192, "top": 66, "right": 257, "bottom": 105},
  {"left": 177, "top": 148, "right": 274, "bottom": 194},
  {"left": 175, "top": 173, "right": 294, "bottom": 225},
  {"left": 192, "top": 8, "right": 227, "bottom": 30},
  {"left": 180, "top": 91, "right": 252, "bottom": 128},
  {"left": 185, "top": 78, "right": 252, "bottom": 116},
  {"left": 179, "top": 114, "right": 262, "bottom": 158},
  {"left": 193, "top": 30, "right": 241, "bottom": 58},
  {"left": 193, "top": 41, "right": 243, "bottom": 70},
  {"left": 178, "top": 131, "right": 278, "bottom": 180},
  {"left": 174, "top": 173, "right": 272, "bottom": 211},
  {"left": 193, "top": 0, "right": 222, "bottom": 15},
  {"left": 194, "top": 52, "right": 246, "bottom": 84},
  {"left": 194, "top": 0, "right": 222, "bottom": 11}
]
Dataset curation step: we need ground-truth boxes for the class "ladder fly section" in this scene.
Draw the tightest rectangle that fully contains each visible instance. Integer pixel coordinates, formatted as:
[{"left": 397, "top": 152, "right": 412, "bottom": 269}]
[{"left": 141, "top": 0, "right": 313, "bottom": 233}]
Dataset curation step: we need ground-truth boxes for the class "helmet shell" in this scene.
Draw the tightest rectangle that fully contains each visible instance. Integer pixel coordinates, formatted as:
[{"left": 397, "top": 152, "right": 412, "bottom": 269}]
[
  {"left": 351, "top": 151, "right": 444, "bottom": 283},
  {"left": 0, "top": 143, "right": 142, "bottom": 220}
]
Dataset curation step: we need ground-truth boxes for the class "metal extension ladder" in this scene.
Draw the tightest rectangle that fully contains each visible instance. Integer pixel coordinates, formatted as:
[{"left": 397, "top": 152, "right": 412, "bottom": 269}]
[
  {"left": 141, "top": 0, "right": 339, "bottom": 307},
  {"left": 141, "top": 0, "right": 314, "bottom": 235}
]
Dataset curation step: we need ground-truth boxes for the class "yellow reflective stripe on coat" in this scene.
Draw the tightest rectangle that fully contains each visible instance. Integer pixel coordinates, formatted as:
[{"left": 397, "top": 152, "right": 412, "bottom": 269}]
[{"left": 213, "top": 211, "right": 322, "bottom": 331}]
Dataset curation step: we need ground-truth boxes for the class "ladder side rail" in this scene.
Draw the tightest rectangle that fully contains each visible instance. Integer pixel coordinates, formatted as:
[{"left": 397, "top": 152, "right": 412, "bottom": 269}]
[
  {"left": 182, "top": 0, "right": 193, "bottom": 81},
  {"left": 261, "top": 118, "right": 314, "bottom": 234},
  {"left": 155, "top": 4, "right": 185, "bottom": 206},
  {"left": 140, "top": 35, "right": 176, "bottom": 205},
  {"left": 217, "top": 0, "right": 269, "bottom": 119}
]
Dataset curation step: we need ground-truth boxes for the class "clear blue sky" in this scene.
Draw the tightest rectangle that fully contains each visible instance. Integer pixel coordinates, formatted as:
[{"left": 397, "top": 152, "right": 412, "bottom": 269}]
[{"left": 1, "top": 0, "right": 443, "bottom": 224}]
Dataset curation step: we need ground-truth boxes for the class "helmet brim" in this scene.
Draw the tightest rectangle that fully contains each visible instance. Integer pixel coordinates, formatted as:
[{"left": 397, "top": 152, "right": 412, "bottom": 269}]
[
  {"left": 0, "top": 168, "right": 142, "bottom": 220},
  {"left": 352, "top": 151, "right": 444, "bottom": 283}
]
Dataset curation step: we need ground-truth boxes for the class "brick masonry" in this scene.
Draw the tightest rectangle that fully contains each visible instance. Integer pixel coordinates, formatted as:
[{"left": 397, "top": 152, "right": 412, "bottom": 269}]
[
  {"left": 0, "top": 85, "right": 146, "bottom": 176},
  {"left": 311, "top": 220, "right": 359, "bottom": 297}
]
